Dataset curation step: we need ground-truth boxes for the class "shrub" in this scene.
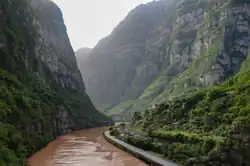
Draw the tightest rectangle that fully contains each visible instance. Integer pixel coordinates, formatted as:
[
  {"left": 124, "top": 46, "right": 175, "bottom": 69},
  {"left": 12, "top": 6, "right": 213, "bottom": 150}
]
[{"left": 110, "top": 128, "right": 120, "bottom": 136}]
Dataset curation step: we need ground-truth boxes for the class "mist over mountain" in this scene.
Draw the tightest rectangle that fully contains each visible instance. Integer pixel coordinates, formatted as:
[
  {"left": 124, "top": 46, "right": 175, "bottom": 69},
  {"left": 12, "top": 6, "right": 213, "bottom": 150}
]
[
  {"left": 76, "top": 0, "right": 250, "bottom": 165},
  {"left": 77, "top": 0, "right": 250, "bottom": 115}
]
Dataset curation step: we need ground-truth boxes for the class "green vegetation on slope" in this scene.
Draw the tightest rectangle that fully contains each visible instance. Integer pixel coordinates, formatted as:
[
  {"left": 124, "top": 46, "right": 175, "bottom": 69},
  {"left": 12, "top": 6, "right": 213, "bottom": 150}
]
[
  {"left": 0, "top": 1, "right": 56, "bottom": 164},
  {"left": 0, "top": 69, "right": 58, "bottom": 165},
  {"left": 111, "top": 32, "right": 224, "bottom": 115},
  {"left": 151, "top": 1, "right": 227, "bottom": 103},
  {"left": 106, "top": 100, "right": 135, "bottom": 115},
  {"left": 0, "top": 69, "right": 110, "bottom": 166},
  {"left": 0, "top": 0, "right": 111, "bottom": 165},
  {"left": 56, "top": 87, "right": 109, "bottom": 128},
  {"left": 106, "top": 0, "right": 231, "bottom": 115},
  {"left": 139, "top": 72, "right": 172, "bottom": 100},
  {"left": 106, "top": 72, "right": 173, "bottom": 115},
  {"left": 131, "top": 70, "right": 250, "bottom": 165}
]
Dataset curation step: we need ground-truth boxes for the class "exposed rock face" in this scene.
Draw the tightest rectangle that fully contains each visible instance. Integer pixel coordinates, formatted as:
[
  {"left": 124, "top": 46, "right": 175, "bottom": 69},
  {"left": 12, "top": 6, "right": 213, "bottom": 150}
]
[
  {"left": 56, "top": 106, "right": 75, "bottom": 134},
  {"left": 148, "top": 0, "right": 250, "bottom": 109},
  {"left": 206, "top": 4, "right": 250, "bottom": 83},
  {"left": 0, "top": 0, "right": 110, "bottom": 164},
  {"left": 169, "top": 3, "right": 207, "bottom": 71},
  {"left": 31, "top": 0, "right": 84, "bottom": 91},
  {"left": 77, "top": 0, "right": 250, "bottom": 115},
  {"left": 28, "top": 0, "right": 110, "bottom": 134},
  {"left": 80, "top": 0, "right": 175, "bottom": 109}
]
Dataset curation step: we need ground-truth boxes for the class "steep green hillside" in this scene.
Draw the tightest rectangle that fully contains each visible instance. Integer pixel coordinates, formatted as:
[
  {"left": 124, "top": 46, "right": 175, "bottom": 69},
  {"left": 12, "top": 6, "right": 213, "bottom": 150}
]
[
  {"left": 112, "top": 0, "right": 250, "bottom": 164},
  {"left": 0, "top": 70, "right": 57, "bottom": 165},
  {"left": 129, "top": 69, "right": 250, "bottom": 165},
  {"left": 104, "top": 0, "right": 250, "bottom": 116},
  {"left": 0, "top": 0, "right": 110, "bottom": 165}
]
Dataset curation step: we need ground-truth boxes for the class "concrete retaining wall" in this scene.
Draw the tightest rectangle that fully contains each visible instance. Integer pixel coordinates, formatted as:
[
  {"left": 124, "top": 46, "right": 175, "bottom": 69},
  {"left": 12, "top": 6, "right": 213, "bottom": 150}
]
[{"left": 103, "top": 131, "right": 180, "bottom": 166}]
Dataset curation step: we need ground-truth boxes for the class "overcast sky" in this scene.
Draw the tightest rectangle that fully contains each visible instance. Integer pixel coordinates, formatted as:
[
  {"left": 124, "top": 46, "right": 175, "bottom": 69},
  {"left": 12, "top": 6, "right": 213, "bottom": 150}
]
[{"left": 52, "top": 0, "right": 152, "bottom": 51}]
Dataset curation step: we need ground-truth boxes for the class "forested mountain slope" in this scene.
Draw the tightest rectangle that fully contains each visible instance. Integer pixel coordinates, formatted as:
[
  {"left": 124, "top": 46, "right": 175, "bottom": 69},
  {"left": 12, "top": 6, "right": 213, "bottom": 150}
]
[
  {"left": 78, "top": 0, "right": 175, "bottom": 110},
  {"left": 77, "top": 0, "right": 250, "bottom": 116},
  {"left": 130, "top": 54, "right": 250, "bottom": 165},
  {"left": 0, "top": 0, "right": 110, "bottom": 165}
]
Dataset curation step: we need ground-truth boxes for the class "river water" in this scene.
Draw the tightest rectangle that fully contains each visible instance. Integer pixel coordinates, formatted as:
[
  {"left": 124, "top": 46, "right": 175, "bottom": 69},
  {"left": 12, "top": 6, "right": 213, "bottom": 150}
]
[{"left": 28, "top": 127, "right": 148, "bottom": 166}]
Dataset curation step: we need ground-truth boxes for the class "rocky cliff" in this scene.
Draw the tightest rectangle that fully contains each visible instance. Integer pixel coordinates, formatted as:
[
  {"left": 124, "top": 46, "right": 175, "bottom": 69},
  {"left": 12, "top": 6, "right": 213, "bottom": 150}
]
[
  {"left": 31, "top": 0, "right": 85, "bottom": 91},
  {"left": 0, "top": 0, "right": 110, "bottom": 165},
  {"left": 77, "top": 0, "right": 250, "bottom": 115},
  {"left": 79, "top": 0, "right": 175, "bottom": 110}
]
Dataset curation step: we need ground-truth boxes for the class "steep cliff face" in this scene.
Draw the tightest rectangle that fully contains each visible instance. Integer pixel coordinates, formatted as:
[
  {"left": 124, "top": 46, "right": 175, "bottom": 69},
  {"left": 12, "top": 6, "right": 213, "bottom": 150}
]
[
  {"left": 151, "top": 0, "right": 250, "bottom": 103},
  {"left": 0, "top": 0, "right": 110, "bottom": 165},
  {"left": 31, "top": 0, "right": 84, "bottom": 91},
  {"left": 77, "top": 0, "right": 250, "bottom": 115},
  {"left": 30, "top": 0, "right": 110, "bottom": 131},
  {"left": 207, "top": 4, "right": 250, "bottom": 82},
  {"left": 128, "top": 2, "right": 250, "bottom": 165},
  {"left": 79, "top": 0, "right": 175, "bottom": 110},
  {"left": 78, "top": 0, "right": 211, "bottom": 111},
  {"left": 129, "top": 6, "right": 250, "bottom": 161}
]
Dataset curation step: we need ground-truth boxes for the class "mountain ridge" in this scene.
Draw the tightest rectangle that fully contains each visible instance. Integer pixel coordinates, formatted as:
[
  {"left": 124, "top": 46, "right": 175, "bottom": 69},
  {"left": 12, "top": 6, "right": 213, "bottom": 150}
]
[
  {"left": 77, "top": 0, "right": 250, "bottom": 116},
  {"left": 0, "top": 0, "right": 110, "bottom": 165}
]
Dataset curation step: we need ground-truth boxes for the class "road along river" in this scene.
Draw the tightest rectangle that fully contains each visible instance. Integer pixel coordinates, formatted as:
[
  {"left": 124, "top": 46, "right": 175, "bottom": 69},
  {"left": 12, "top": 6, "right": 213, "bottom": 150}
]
[{"left": 28, "top": 127, "right": 148, "bottom": 166}]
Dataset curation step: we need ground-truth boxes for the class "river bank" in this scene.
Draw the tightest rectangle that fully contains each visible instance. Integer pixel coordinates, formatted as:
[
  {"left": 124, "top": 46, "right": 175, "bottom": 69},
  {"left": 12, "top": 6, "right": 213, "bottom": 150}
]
[{"left": 104, "top": 130, "right": 180, "bottom": 166}]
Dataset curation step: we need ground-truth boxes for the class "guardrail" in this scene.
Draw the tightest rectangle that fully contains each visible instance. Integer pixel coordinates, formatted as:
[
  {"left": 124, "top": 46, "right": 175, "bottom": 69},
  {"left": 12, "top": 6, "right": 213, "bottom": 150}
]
[{"left": 103, "top": 131, "right": 180, "bottom": 166}]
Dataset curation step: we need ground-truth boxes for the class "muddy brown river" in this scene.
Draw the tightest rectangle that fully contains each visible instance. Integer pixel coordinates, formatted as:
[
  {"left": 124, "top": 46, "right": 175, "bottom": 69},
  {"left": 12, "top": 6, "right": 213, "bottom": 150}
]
[{"left": 28, "top": 127, "right": 148, "bottom": 166}]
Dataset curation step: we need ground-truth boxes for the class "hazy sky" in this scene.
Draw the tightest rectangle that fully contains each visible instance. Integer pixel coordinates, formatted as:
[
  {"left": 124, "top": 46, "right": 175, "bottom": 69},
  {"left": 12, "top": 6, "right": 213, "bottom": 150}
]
[{"left": 52, "top": 0, "right": 152, "bottom": 51}]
